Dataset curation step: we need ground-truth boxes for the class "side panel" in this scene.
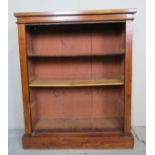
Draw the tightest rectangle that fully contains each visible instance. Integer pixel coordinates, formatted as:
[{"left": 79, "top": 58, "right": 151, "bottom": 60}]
[
  {"left": 124, "top": 21, "right": 133, "bottom": 133},
  {"left": 17, "top": 24, "right": 32, "bottom": 134}
]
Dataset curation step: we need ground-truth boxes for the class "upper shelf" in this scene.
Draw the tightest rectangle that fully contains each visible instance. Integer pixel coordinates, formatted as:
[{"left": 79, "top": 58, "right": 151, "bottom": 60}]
[
  {"left": 27, "top": 51, "right": 124, "bottom": 58},
  {"left": 29, "top": 78, "right": 124, "bottom": 87}
]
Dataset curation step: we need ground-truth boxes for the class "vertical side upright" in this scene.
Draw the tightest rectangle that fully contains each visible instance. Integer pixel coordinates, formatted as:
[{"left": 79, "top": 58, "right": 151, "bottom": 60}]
[
  {"left": 124, "top": 20, "right": 133, "bottom": 133},
  {"left": 17, "top": 24, "right": 32, "bottom": 134}
]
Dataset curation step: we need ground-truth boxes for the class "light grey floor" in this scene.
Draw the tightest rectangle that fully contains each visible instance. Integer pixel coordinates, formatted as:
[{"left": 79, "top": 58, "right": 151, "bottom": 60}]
[{"left": 8, "top": 127, "right": 146, "bottom": 155}]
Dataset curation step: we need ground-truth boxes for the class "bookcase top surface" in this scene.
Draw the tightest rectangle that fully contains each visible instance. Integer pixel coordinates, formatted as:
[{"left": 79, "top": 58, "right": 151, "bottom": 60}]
[
  {"left": 14, "top": 9, "right": 136, "bottom": 24},
  {"left": 14, "top": 9, "right": 136, "bottom": 17}
]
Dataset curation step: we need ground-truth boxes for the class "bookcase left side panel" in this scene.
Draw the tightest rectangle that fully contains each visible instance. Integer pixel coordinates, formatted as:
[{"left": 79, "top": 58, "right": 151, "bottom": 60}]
[{"left": 17, "top": 24, "right": 32, "bottom": 134}]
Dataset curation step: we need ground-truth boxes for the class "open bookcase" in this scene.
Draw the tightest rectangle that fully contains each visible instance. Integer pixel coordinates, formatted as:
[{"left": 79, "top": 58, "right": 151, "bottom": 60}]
[{"left": 14, "top": 9, "right": 136, "bottom": 148}]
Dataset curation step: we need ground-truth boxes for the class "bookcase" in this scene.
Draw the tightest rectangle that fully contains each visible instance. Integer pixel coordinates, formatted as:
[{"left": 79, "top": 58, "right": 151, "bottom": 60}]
[{"left": 14, "top": 9, "right": 136, "bottom": 148}]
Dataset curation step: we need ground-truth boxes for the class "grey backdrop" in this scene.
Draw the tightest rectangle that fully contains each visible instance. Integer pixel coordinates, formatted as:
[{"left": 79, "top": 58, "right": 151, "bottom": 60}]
[{"left": 8, "top": 0, "right": 146, "bottom": 129}]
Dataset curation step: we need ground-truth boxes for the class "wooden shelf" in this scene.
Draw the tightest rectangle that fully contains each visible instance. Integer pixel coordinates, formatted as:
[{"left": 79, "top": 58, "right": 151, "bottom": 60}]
[
  {"left": 34, "top": 117, "right": 123, "bottom": 131},
  {"left": 27, "top": 51, "right": 124, "bottom": 58},
  {"left": 29, "top": 78, "right": 124, "bottom": 87}
]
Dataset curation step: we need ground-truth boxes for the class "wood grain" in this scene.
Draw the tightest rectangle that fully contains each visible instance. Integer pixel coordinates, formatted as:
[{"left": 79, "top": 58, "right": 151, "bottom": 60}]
[
  {"left": 14, "top": 9, "right": 136, "bottom": 24},
  {"left": 29, "top": 86, "right": 124, "bottom": 127},
  {"left": 17, "top": 24, "right": 32, "bottom": 134},
  {"left": 15, "top": 9, "right": 136, "bottom": 148},
  {"left": 28, "top": 57, "right": 124, "bottom": 81},
  {"left": 22, "top": 133, "right": 134, "bottom": 148},
  {"left": 29, "top": 78, "right": 124, "bottom": 87},
  {"left": 26, "top": 23, "right": 124, "bottom": 56},
  {"left": 124, "top": 21, "right": 133, "bottom": 133},
  {"left": 14, "top": 9, "right": 136, "bottom": 17},
  {"left": 34, "top": 117, "right": 123, "bottom": 131},
  {"left": 27, "top": 52, "right": 124, "bottom": 58}
]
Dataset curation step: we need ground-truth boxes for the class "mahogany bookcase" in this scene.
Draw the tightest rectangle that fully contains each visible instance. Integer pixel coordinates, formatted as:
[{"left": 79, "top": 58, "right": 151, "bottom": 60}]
[{"left": 14, "top": 9, "right": 136, "bottom": 148}]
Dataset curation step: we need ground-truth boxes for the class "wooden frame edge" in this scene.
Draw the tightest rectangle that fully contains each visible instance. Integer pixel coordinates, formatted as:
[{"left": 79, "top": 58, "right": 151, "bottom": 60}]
[
  {"left": 124, "top": 21, "right": 133, "bottom": 133},
  {"left": 14, "top": 9, "right": 136, "bottom": 17},
  {"left": 22, "top": 133, "right": 134, "bottom": 149},
  {"left": 17, "top": 24, "right": 32, "bottom": 134}
]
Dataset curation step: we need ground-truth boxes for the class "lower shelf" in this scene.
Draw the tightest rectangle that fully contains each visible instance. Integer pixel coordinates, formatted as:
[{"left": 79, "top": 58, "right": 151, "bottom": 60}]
[{"left": 34, "top": 117, "right": 123, "bottom": 132}]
